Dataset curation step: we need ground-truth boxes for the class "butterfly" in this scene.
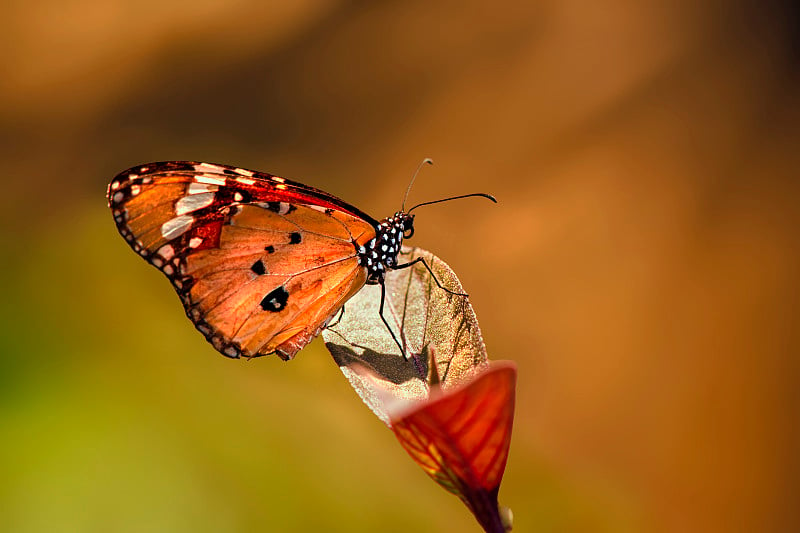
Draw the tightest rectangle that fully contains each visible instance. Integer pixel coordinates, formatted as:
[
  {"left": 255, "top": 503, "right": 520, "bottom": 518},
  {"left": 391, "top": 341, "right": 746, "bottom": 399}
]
[{"left": 107, "top": 160, "right": 494, "bottom": 361}]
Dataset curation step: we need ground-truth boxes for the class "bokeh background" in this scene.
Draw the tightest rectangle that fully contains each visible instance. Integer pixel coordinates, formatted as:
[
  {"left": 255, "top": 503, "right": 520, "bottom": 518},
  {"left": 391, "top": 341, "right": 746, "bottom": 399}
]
[{"left": 1, "top": 1, "right": 798, "bottom": 531}]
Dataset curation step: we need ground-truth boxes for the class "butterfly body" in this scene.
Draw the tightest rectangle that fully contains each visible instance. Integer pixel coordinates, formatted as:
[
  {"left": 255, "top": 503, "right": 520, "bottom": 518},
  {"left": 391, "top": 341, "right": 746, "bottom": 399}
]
[
  {"left": 108, "top": 161, "right": 417, "bottom": 361},
  {"left": 360, "top": 212, "right": 414, "bottom": 284}
]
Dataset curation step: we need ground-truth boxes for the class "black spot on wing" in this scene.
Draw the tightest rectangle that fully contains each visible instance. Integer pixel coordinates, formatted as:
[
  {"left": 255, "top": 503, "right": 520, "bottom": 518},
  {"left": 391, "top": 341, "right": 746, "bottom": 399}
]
[
  {"left": 265, "top": 202, "right": 298, "bottom": 214},
  {"left": 289, "top": 232, "right": 302, "bottom": 244},
  {"left": 260, "top": 286, "right": 289, "bottom": 312},
  {"left": 265, "top": 245, "right": 275, "bottom": 254},
  {"left": 251, "top": 259, "right": 266, "bottom": 275}
]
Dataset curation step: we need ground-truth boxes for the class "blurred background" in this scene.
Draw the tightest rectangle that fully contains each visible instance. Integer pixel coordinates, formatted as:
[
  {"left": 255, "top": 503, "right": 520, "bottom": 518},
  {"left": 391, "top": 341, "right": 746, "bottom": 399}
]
[{"left": 1, "top": 1, "right": 798, "bottom": 531}]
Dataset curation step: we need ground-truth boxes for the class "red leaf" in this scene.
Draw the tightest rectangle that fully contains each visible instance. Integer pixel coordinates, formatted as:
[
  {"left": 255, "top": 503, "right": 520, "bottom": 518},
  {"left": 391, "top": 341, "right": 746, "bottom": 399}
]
[{"left": 391, "top": 362, "right": 516, "bottom": 533}]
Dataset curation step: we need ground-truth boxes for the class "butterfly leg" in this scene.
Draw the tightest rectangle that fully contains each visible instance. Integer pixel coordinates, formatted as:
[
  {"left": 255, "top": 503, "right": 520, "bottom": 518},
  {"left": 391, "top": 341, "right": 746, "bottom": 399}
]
[
  {"left": 326, "top": 305, "right": 346, "bottom": 329},
  {"left": 394, "top": 257, "right": 468, "bottom": 297},
  {"left": 379, "top": 281, "right": 410, "bottom": 360}
]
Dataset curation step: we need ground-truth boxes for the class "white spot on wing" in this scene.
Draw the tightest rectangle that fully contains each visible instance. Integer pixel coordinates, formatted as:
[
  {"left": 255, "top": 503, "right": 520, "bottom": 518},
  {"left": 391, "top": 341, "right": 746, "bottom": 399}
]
[
  {"left": 189, "top": 237, "right": 203, "bottom": 248},
  {"left": 195, "top": 175, "right": 227, "bottom": 186},
  {"left": 234, "top": 192, "right": 243, "bottom": 202},
  {"left": 160, "top": 215, "right": 194, "bottom": 239},
  {"left": 235, "top": 168, "right": 254, "bottom": 177},
  {"left": 236, "top": 177, "right": 255, "bottom": 185},
  {"left": 188, "top": 182, "right": 218, "bottom": 194},
  {"left": 272, "top": 176, "right": 285, "bottom": 183},
  {"left": 158, "top": 244, "right": 175, "bottom": 260},
  {"left": 112, "top": 191, "right": 123, "bottom": 204},
  {"left": 224, "top": 346, "right": 239, "bottom": 357},
  {"left": 175, "top": 192, "right": 215, "bottom": 215}
]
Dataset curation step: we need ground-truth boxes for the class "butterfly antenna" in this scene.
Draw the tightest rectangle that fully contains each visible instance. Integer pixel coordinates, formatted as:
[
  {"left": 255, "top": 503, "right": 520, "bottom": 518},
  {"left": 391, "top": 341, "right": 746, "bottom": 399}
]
[
  {"left": 408, "top": 193, "right": 497, "bottom": 213},
  {"left": 401, "top": 158, "right": 434, "bottom": 212}
]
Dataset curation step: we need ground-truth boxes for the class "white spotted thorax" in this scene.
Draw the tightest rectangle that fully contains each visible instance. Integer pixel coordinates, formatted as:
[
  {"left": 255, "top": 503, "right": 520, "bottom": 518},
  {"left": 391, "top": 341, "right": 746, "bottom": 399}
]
[{"left": 358, "top": 211, "right": 415, "bottom": 284}]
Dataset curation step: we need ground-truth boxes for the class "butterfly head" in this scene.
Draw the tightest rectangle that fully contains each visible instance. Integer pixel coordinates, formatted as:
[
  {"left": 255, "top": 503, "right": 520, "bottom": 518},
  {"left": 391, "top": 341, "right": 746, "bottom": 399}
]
[
  {"left": 398, "top": 211, "right": 415, "bottom": 239},
  {"left": 388, "top": 211, "right": 416, "bottom": 246}
]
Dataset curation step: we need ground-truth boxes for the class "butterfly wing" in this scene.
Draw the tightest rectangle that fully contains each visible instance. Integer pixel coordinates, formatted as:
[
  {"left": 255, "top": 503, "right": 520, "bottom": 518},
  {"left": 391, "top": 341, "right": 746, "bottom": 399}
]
[{"left": 108, "top": 161, "right": 376, "bottom": 360}]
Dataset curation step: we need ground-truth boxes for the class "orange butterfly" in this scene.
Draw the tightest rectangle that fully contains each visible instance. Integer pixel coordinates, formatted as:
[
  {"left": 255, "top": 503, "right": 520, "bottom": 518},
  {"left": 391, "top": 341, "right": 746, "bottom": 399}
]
[{"left": 107, "top": 161, "right": 493, "bottom": 361}]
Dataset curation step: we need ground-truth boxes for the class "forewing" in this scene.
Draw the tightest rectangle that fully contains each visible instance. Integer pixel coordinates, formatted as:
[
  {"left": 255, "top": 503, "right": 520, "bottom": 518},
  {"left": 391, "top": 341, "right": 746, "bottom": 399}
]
[{"left": 108, "top": 161, "right": 375, "bottom": 360}]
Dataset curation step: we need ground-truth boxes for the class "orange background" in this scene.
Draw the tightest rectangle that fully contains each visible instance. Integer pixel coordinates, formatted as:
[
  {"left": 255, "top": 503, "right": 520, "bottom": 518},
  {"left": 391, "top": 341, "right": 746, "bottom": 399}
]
[{"left": 1, "top": 2, "right": 798, "bottom": 531}]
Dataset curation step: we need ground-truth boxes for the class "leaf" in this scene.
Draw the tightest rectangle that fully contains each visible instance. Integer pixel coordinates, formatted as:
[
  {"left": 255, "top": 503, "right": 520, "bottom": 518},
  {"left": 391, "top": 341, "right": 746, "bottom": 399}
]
[
  {"left": 322, "top": 247, "right": 515, "bottom": 531},
  {"left": 391, "top": 362, "right": 516, "bottom": 533},
  {"left": 322, "top": 246, "right": 488, "bottom": 424}
]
